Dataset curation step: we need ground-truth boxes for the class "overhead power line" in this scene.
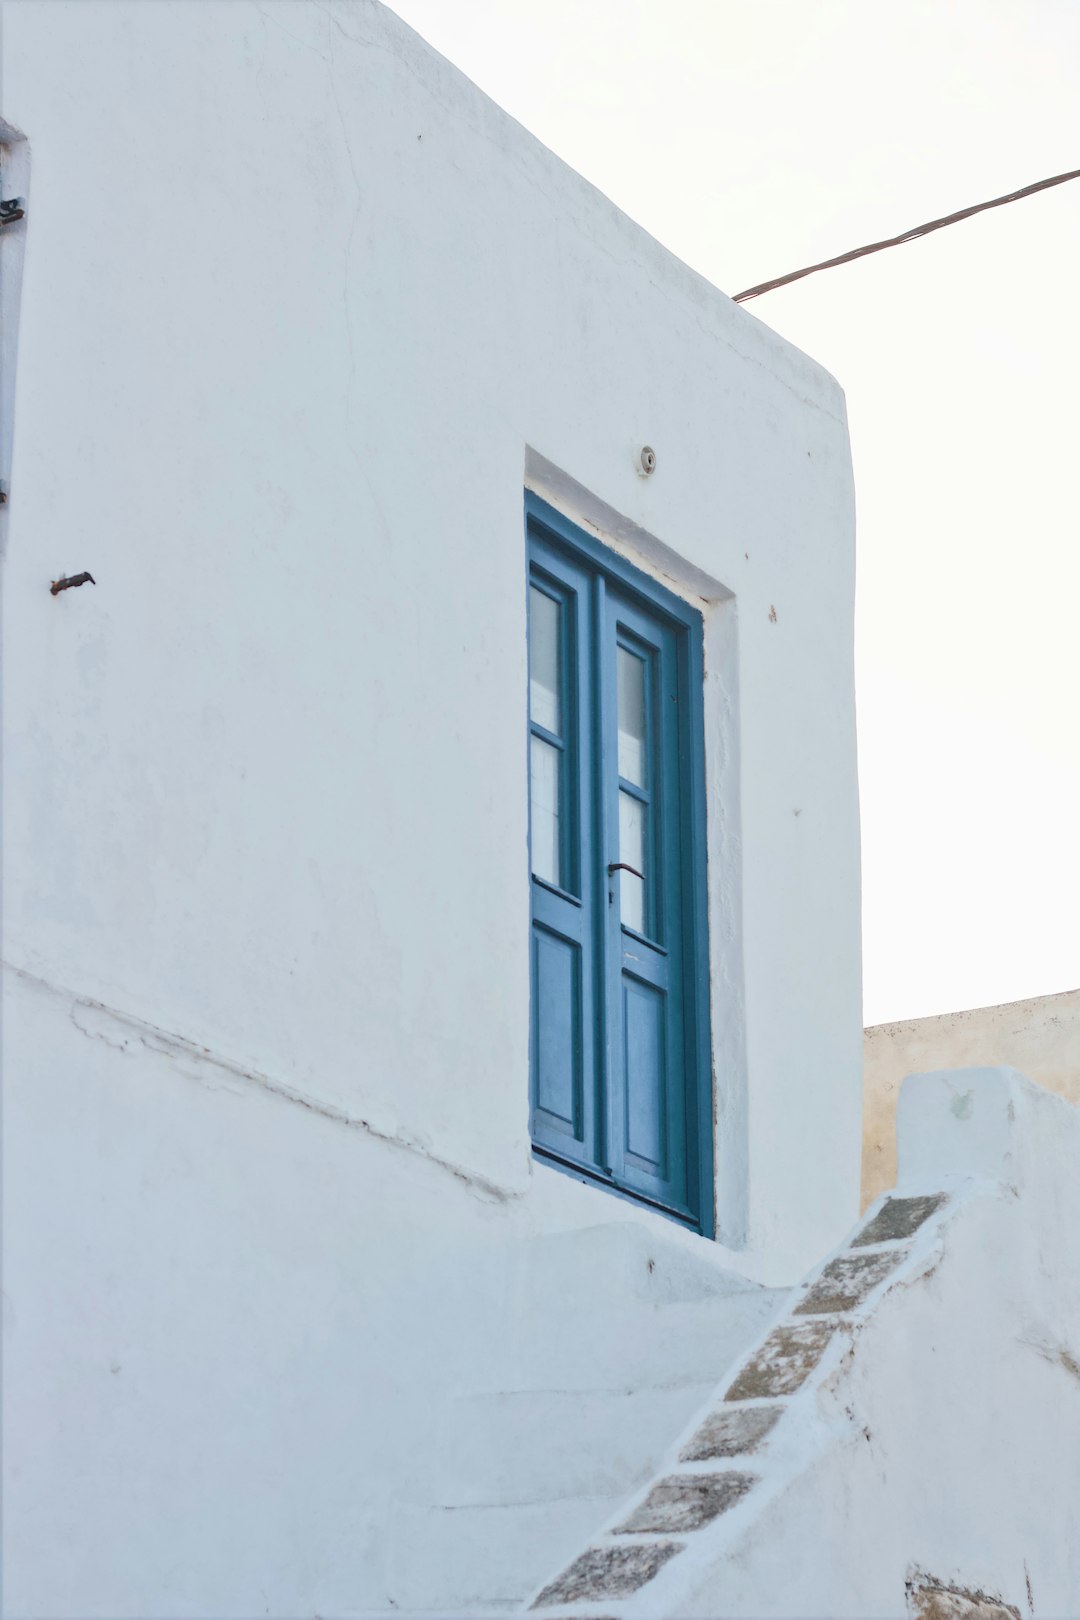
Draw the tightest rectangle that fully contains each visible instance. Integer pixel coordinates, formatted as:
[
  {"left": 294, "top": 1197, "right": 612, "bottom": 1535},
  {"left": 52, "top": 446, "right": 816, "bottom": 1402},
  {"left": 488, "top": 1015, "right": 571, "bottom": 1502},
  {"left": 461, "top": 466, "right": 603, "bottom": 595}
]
[{"left": 732, "top": 165, "right": 1080, "bottom": 303}]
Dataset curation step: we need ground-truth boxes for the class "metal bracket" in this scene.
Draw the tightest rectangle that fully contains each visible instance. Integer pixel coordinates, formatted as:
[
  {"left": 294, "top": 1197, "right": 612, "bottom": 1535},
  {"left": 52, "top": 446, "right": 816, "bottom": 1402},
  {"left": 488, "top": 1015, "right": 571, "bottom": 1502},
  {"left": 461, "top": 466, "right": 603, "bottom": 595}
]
[
  {"left": 0, "top": 198, "right": 25, "bottom": 227},
  {"left": 50, "top": 571, "right": 96, "bottom": 596}
]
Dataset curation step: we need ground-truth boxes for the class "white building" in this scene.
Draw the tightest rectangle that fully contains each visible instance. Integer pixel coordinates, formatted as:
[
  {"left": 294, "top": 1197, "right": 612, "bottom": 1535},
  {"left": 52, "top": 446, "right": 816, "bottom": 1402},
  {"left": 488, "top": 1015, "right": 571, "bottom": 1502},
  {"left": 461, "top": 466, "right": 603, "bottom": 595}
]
[{"left": 3, "top": 5, "right": 1075, "bottom": 1617}]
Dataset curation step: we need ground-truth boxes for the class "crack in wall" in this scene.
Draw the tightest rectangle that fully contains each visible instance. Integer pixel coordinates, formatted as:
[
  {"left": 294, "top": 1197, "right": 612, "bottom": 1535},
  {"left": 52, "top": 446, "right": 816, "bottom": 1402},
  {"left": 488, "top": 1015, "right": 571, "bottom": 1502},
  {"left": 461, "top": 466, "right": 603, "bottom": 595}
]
[
  {"left": 3, "top": 958, "right": 520, "bottom": 1204},
  {"left": 1018, "top": 1333, "right": 1080, "bottom": 1388}
]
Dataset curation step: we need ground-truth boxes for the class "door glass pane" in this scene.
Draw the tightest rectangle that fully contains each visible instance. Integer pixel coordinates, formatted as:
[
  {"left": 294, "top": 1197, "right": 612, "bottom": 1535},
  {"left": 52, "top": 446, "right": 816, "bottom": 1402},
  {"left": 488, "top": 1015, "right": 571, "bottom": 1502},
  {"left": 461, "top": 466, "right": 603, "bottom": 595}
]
[
  {"left": 619, "top": 789, "right": 646, "bottom": 933},
  {"left": 617, "top": 646, "right": 646, "bottom": 786},
  {"left": 530, "top": 586, "right": 561, "bottom": 735},
  {"left": 531, "top": 735, "right": 561, "bottom": 885}
]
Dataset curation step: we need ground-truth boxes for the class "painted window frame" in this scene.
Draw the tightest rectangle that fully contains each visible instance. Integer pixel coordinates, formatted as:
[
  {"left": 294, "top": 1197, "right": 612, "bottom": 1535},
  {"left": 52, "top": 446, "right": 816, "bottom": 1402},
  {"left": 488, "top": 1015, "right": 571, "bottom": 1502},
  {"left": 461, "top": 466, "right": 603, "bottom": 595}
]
[{"left": 526, "top": 491, "right": 714, "bottom": 1237}]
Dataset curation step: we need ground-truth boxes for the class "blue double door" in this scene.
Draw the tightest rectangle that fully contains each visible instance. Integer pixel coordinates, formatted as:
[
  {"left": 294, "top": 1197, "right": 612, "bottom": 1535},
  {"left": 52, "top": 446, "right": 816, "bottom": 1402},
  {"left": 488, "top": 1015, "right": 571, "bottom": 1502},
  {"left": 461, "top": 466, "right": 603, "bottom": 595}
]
[{"left": 527, "top": 497, "right": 711, "bottom": 1232}]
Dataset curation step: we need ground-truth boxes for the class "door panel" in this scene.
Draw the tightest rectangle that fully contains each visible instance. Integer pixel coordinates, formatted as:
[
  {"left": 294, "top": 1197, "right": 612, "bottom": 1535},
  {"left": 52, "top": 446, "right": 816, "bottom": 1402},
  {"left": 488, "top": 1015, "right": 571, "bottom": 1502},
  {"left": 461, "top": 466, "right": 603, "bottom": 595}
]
[
  {"left": 622, "top": 973, "right": 667, "bottom": 1176},
  {"left": 532, "top": 923, "right": 584, "bottom": 1139},
  {"left": 528, "top": 537, "right": 600, "bottom": 1171}
]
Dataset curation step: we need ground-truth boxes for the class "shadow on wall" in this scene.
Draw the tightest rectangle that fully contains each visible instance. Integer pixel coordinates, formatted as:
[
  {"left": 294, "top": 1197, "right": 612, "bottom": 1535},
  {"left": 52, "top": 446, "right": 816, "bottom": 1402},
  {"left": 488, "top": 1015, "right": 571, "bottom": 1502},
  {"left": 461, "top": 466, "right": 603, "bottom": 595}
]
[{"left": 861, "top": 986, "right": 1080, "bottom": 1208}]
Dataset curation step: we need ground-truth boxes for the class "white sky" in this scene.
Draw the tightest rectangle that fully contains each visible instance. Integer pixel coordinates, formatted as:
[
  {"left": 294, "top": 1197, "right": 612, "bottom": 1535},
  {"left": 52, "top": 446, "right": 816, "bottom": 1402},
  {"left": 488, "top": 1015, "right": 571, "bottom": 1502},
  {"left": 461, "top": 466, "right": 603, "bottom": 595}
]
[{"left": 389, "top": 0, "right": 1080, "bottom": 1027}]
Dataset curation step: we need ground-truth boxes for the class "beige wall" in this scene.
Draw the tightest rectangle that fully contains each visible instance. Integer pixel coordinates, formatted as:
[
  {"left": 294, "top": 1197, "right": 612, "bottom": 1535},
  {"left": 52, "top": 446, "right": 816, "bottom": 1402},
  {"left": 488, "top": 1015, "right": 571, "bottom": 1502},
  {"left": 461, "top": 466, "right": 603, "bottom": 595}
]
[{"left": 862, "top": 987, "right": 1080, "bottom": 1208}]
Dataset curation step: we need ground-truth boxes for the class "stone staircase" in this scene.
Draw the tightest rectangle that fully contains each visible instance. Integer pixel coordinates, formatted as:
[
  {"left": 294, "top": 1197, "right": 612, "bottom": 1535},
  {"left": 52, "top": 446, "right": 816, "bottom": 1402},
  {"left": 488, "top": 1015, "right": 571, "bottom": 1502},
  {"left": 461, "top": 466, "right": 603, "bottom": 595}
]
[{"left": 525, "top": 1192, "right": 952, "bottom": 1616}]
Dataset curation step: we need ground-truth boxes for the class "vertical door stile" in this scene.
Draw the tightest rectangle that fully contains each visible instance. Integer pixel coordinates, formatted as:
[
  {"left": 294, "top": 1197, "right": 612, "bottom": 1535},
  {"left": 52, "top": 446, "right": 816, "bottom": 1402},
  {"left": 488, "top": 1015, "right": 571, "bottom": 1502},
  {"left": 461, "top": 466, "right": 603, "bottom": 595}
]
[
  {"left": 657, "top": 620, "right": 688, "bottom": 1210},
  {"left": 574, "top": 561, "right": 598, "bottom": 1169},
  {"left": 604, "top": 590, "right": 625, "bottom": 1191},
  {"left": 681, "top": 624, "right": 711, "bottom": 1213},
  {"left": 592, "top": 569, "right": 615, "bottom": 1177}
]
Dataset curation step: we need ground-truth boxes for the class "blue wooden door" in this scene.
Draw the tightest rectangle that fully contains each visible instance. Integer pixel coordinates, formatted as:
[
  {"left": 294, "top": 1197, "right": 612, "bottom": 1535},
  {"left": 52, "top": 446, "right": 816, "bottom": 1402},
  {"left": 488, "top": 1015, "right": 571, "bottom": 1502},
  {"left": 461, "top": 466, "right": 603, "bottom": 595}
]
[{"left": 527, "top": 497, "right": 711, "bottom": 1232}]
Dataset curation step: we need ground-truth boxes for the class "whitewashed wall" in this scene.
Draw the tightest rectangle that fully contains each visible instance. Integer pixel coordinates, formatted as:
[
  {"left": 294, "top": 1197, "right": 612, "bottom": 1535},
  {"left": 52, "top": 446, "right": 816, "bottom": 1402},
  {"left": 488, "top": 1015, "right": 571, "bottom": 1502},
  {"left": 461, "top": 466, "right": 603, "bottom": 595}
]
[{"left": 0, "top": 2, "right": 860, "bottom": 1613}]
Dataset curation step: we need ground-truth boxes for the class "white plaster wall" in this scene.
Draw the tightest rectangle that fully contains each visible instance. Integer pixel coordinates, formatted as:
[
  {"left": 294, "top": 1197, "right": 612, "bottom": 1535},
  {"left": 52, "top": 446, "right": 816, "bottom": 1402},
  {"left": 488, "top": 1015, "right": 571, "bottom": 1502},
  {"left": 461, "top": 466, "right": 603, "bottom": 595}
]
[
  {"left": 3, "top": 962, "right": 786, "bottom": 1616},
  {"left": 0, "top": 0, "right": 859, "bottom": 1272},
  {"left": 1, "top": 2, "right": 860, "bottom": 1612}
]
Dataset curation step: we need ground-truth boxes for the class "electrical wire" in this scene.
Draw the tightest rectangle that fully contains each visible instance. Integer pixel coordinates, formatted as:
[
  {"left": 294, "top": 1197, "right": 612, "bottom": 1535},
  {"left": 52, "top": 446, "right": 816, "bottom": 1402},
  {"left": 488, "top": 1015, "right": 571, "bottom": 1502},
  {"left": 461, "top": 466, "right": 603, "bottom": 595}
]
[{"left": 732, "top": 166, "right": 1080, "bottom": 303}]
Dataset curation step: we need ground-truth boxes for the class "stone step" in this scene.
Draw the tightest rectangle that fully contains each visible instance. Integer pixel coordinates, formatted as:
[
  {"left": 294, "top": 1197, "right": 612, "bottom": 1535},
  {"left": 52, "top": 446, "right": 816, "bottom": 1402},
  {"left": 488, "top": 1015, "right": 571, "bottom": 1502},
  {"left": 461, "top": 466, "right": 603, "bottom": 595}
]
[{"left": 384, "top": 1495, "right": 637, "bottom": 1613}]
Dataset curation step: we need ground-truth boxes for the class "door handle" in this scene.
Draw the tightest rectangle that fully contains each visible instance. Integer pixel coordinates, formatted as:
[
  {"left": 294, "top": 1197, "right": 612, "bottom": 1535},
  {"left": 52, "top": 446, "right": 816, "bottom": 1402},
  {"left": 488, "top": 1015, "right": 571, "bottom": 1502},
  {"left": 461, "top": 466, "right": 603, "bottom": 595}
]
[{"left": 607, "top": 862, "right": 644, "bottom": 881}]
